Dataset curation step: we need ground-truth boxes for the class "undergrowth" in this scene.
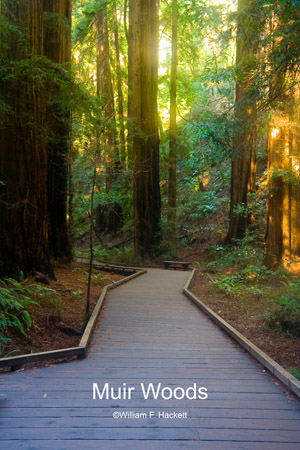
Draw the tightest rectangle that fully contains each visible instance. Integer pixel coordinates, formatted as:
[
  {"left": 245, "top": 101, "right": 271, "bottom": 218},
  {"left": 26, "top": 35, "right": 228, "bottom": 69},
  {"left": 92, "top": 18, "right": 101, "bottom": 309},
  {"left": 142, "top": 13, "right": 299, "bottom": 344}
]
[
  {"left": 266, "top": 281, "right": 300, "bottom": 336},
  {"left": 0, "top": 277, "right": 57, "bottom": 352}
]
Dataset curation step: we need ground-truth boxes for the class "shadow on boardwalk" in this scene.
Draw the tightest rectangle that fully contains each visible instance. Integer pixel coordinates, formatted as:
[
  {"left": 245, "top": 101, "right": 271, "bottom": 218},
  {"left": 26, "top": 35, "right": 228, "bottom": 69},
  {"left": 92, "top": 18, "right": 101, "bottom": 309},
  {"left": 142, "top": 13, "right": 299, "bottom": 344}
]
[{"left": 1, "top": 269, "right": 300, "bottom": 449}]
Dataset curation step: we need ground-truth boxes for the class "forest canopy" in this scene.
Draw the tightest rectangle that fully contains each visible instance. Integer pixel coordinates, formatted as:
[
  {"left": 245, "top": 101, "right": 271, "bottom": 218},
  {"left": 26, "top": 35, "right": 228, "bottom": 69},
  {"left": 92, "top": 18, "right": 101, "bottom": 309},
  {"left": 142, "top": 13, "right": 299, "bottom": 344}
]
[{"left": 0, "top": 0, "right": 300, "bottom": 278}]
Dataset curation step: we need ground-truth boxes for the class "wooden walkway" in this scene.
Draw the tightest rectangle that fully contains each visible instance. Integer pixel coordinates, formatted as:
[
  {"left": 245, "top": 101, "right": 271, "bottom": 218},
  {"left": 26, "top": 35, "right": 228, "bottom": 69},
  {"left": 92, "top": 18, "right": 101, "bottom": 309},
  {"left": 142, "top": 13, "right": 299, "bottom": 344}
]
[{"left": 1, "top": 268, "right": 300, "bottom": 449}]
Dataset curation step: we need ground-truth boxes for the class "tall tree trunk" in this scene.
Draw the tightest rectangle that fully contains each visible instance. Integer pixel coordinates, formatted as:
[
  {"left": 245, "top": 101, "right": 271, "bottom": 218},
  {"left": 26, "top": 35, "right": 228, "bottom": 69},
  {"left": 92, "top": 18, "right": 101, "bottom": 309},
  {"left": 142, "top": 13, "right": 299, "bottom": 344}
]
[
  {"left": 167, "top": 0, "right": 178, "bottom": 232},
  {"left": 94, "top": 3, "right": 122, "bottom": 234},
  {"left": 265, "top": 87, "right": 300, "bottom": 267},
  {"left": 95, "top": 3, "right": 117, "bottom": 188},
  {"left": 128, "top": 0, "right": 161, "bottom": 258},
  {"left": 0, "top": 0, "right": 53, "bottom": 278},
  {"left": 113, "top": 0, "right": 126, "bottom": 165},
  {"left": 225, "top": 0, "right": 257, "bottom": 244},
  {"left": 265, "top": 5, "right": 300, "bottom": 267},
  {"left": 43, "top": 0, "right": 72, "bottom": 262}
]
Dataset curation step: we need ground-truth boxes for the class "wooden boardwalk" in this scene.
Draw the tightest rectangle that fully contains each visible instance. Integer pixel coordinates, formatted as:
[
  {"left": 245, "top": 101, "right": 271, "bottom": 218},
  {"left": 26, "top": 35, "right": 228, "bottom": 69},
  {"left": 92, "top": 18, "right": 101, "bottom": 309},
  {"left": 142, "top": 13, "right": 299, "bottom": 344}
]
[{"left": 1, "top": 268, "right": 300, "bottom": 449}]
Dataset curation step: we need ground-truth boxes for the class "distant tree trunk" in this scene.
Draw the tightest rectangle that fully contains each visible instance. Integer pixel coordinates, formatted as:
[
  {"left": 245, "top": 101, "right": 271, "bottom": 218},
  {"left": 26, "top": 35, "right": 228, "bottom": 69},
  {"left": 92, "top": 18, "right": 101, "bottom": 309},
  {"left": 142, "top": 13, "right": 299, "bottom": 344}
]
[
  {"left": 128, "top": 0, "right": 161, "bottom": 258},
  {"left": 124, "top": 0, "right": 129, "bottom": 43},
  {"left": 265, "top": 117, "right": 285, "bottom": 266},
  {"left": 95, "top": 3, "right": 122, "bottom": 234},
  {"left": 95, "top": 3, "right": 117, "bottom": 188},
  {"left": 43, "top": 0, "right": 72, "bottom": 262},
  {"left": 265, "top": 7, "right": 300, "bottom": 267},
  {"left": 113, "top": 0, "right": 126, "bottom": 165},
  {"left": 265, "top": 88, "right": 300, "bottom": 267},
  {"left": 0, "top": 0, "right": 53, "bottom": 278},
  {"left": 225, "top": 0, "right": 257, "bottom": 244},
  {"left": 167, "top": 0, "right": 178, "bottom": 232}
]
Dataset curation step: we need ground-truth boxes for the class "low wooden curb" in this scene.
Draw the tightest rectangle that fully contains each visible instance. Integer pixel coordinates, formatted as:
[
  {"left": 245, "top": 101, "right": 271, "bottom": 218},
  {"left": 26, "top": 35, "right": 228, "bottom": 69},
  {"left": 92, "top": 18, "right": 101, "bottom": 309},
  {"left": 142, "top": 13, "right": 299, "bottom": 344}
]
[
  {"left": 183, "top": 268, "right": 300, "bottom": 399},
  {"left": 79, "top": 269, "right": 147, "bottom": 350},
  {"left": 0, "top": 268, "right": 146, "bottom": 371}
]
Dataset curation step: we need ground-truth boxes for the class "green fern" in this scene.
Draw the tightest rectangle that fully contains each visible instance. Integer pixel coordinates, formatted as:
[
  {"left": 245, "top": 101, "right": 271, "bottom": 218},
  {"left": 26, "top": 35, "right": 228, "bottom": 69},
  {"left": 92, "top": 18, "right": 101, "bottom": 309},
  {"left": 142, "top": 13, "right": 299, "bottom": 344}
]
[{"left": 0, "top": 277, "right": 47, "bottom": 346}]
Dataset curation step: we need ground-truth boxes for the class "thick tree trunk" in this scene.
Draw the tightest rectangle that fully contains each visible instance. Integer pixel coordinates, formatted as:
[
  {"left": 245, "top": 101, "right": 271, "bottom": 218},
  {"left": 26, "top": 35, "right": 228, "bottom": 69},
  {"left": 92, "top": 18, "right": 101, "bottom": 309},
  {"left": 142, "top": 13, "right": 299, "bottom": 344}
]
[
  {"left": 0, "top": 0, "right": 53, "bottom": 278},
  {"left": 43, "top": 0, "right": 72, "bottom": 262},
  {"left": 128, "top": 0, "right": 161, "bottom": 258},
  {"left": 265, "top": 8, "right": 300, "bottom": 267},
  {"left": 167, "top": 0, "right": 178, "bottom": 231},
  {"left": 265, "top": 91, "right": 300, "bottom": 267},
  {"left": 225, "top": 0, "right": 257, "bottom": 244}
]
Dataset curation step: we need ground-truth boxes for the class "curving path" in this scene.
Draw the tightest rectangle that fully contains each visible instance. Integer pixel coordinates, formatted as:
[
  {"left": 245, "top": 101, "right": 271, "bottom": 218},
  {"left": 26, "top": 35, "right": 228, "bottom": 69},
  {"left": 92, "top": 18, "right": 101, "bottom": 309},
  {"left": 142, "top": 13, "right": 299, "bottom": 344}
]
[{"left": 1, "top": 268, "right": 300, "bottom": 449}]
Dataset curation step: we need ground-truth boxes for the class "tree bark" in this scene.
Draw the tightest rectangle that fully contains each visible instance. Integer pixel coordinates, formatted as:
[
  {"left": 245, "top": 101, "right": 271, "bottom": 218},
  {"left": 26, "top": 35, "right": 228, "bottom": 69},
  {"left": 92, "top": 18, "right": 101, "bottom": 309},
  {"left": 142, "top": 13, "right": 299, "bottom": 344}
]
[
  {"left": 265, "top": 88, "right": 300, "bottom": 267},
  {"left": 265, "top": 6, "right": 300, "bottom": 267},
  {"left": 113, "top": 0, "right": 126, "bottom": 165},
  {"left": 43, "top": 0, "right": 72, "bottom": 262},
  {"left": 0, "top": 0, "right": 53, "bottom": 278},
  {"left": 95, "top": 2, "right": 117, "bottom": 188},
  {"left": 167, "top": 0, "right": 178, "bottom": 231},
  {"left": 94, "top": 2, "right": 122, "bottom": 234},
  {"left": 225, "top": 0, "right": 257, "bottom": 244},
  {"left": 128, "top": 0, "right": 161, "bottom": 258}
]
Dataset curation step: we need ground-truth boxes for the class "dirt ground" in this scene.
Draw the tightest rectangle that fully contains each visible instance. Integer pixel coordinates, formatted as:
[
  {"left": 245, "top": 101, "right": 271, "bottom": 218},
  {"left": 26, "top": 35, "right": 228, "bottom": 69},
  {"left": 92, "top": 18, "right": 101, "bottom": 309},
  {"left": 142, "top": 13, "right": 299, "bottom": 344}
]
[
  {"left": 0, "top": 263, "right": 122, "bottom": 364},
  {"left": 1, "top": 253, "right": 299, "bottom": 376},
  {"left": 191, "top": 268, "right": 300, "bottom": 373}
]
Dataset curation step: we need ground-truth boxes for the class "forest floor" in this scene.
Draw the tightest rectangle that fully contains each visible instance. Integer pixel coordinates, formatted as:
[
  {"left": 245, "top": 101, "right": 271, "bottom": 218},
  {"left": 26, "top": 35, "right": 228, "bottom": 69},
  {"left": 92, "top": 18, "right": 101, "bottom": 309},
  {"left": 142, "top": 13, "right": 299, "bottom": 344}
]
[
  {"left": 180, "top": 242, "right": 300, "bottom": 375},
  {"left": 1, "top": 242, "right": 299, "bottom": 377},
  {"left": 192, "top": 268, "right": 300, "bottom": 373},
  {"left": 0, "top": 263, "right": 122, "bottom": 368}
]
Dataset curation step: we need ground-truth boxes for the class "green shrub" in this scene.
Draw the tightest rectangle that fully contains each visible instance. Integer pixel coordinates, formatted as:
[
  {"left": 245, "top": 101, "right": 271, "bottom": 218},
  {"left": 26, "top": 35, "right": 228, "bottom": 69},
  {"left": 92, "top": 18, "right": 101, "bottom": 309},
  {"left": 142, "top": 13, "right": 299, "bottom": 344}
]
[
  {"left": 289, "top": 368, "right": 300, "bottom": 380},
  {"left": 0, "top": 278, "right": 38, "bottom": 344},
  {"left": 209, "top": 264, "right": 269, "bottom": 298},
  {"left": 0, "top": 278, "right": 57, "bottom": 345},
  {"left": 266, "top": 282, "right": 300, "bottom": 336}
]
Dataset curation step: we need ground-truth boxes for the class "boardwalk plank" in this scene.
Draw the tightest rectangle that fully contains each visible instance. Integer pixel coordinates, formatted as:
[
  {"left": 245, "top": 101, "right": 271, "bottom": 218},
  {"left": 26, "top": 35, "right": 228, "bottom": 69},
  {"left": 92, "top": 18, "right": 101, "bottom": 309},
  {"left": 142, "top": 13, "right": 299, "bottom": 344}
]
[
  {"left": 1, "top": 268, "right": 300, "bottom": 447},
  {"left": 2, "top": 441, "right": 300, "bottom": 450},
  {"left": 1, "top": 406, "right": 300, "bottom": 420},
  {"left": 1, "top": 416, "right": 300, "bottom": 430},
  {"left": 0, "top": 427, "right": 300, "bottom": 442}
]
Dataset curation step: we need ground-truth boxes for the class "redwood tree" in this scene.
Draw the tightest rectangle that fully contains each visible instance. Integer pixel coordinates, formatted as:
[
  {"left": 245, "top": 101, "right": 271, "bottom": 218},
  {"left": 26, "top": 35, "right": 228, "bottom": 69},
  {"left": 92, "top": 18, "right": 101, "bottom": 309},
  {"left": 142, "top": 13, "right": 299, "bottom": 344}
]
[
  {"left": 265, "top": 62, "right": 300, "bottom": 266},
  {"left": 167, "top": 0, "right": 178, "bottom": 232},
  {"left": 95, "top": 0, "right": 116, "bottom": 185},
  {"left": 43, "top": 0, "right": 72, "bottom": 262},
  {"left": 225, "top": 0, "right": 257, "bottom": 244},
  {"left": 94, "top": 1, "right": 122, "bottom": 233},
  {"left": 0, "top": 0, "right": 53, "bottom": 277},
  {"left": 128, "top": 0, "right": 161, "bottom": 258},
  {"left": 113, "top": 0, "right": 126, "bottom": 165}
]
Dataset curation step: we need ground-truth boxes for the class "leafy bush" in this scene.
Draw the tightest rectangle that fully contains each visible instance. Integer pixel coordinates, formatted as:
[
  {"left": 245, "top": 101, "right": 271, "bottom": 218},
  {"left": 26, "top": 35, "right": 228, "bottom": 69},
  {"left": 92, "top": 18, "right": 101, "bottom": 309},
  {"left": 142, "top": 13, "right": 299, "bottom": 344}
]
[
  {"left": 289, "top": 368, "right": 300, "bottom": 380},
  {"left": 0, "top": 278, "right": 58, "bottom": 346},
  {"left": 208, "top": 261, "right": 275, "bottom": 298},
  {"left": 0, "top": 278, "right": 38, "bottom": 344},
  {"left": 266, "top": 282, "right": 300, "bottom": 336},
  {"left": 209, "top": 268, "right": 264, "bottom": 298}
]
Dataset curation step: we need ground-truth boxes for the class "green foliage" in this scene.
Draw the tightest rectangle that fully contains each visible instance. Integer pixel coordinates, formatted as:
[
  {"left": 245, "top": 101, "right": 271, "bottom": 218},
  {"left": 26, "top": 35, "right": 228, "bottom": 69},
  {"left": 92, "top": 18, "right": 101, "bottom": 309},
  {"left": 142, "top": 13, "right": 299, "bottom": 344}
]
[
  {"left": 289, "top": 368, "right": 300, "bottom": 380},
  {"left": 0, "top": 276, "right": 60, "bottom": 347},
  {"left": 208, "top": 226, "right": 266, "bottom": 273},
  {"left": 93, "top": 245, "right": 134, "bottom": 264},
  {"left": 209, "top": 264, "right": 270, "bottom": 298},
  {"left": 266, "top": 282, "right": 300, "bottom": 336},
  {"left": 0, "top": 278, "right": 38, "bottom": 344}
]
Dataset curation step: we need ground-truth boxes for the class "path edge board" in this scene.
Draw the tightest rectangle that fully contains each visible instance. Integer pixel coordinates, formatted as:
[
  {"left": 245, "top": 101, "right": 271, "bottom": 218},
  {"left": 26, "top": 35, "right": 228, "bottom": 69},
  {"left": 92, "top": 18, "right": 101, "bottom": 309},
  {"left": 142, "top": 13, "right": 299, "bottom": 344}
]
[
  {"left": 183, "top": 269, "right": 300, "bottom": 399},
  {"left": 79, "top": 268, "right": 147, "bottom": 350}
]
